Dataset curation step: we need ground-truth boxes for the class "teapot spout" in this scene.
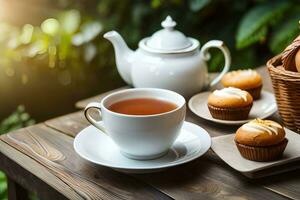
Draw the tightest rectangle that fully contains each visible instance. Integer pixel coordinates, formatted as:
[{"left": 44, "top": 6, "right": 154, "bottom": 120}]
[{"left": 104, "top": 31, "right": 134, "bottom": 85}]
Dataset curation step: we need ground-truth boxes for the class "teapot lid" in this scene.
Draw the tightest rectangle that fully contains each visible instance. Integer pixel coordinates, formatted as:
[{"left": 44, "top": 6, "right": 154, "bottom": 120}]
[{"left": 139, "top": 16, "right": 199, "bottom": 54}]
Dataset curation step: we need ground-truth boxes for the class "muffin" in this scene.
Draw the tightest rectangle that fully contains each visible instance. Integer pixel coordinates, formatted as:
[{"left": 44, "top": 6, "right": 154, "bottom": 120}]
[
  {"left": 281, "top": 35, "right": 300, "bottom": 72},
  {"left": 221, "top": 69, "right": 263, "bottom": 99},
  {"left": 207, "top": 87, "right": 253, "bottom": 120},
  {"left": 235, "top": 119, "right": 288, "bottom": 161}
]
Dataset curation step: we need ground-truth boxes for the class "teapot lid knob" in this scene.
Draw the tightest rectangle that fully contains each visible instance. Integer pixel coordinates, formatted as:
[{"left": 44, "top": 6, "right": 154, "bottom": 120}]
[
  {"left": 141, "top": 15, "right": 199, "bottom": 53},
  {"left": 161, "top": 16, "right": 176, "bottom": 30}
]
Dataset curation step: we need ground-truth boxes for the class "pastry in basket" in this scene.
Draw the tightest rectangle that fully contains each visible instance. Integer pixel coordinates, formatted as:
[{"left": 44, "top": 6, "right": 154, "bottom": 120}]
[
  {"left": 207, "top": 87, "right": 253, "bottom": 120},
  {"left": 268, "top": 34, "right": 300, "bottom": 132},
  {"left": 282, "top": 35, "right": 300, "bottom": 72},
  {"left": 221, "top": 69, "right": 262, "bottom": 99},
  {"left": 235, "top": 119, "right": 288, "bottom": 162}
]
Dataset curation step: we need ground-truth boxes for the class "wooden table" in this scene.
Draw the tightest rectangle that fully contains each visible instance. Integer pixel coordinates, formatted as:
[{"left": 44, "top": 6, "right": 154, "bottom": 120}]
[{"left": 0, "top": 66, "right": 299, "bottom": 200}]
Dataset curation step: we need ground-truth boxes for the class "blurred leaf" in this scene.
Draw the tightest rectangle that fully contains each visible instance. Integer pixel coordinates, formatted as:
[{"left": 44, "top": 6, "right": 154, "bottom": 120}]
[
  {"left": 72, "top": 34, "right": 84, "bottom": 46},
  {"left": 0, "top": 105, "right": 35, "bottom": 135},
  {"left": 7, "top": 37, "right": 20, "bottom": 49},
  {"left": 57, "top": 70, "right": 71, "bottom": 85},
  {"left": 59, "top": 10, "right": 81, "bottom": 34},
  {"left": 26, "top": 119, "right": 36, "bottom": 126},
  {"left": 84, "top": 43, "right": 97, "bottom": 63},
  {"left": 132, "top": 3, "right": 150, "bottom": 26},
  {"left": 59, "top": 34, "right": 71, "bottom": 60},
  {"left": 29, "top": 193, "right": 39, "bottom": 200},
  {"left": 27, "top": 40, "right": 48, "bottom": 57},
  {"left": 270, "top": 15, "right": 300, "bottom": 54},
  {"left": 189, "top": 0, "right": 211, "bottom": 12},
  {"left": 48, "top": 45, "right": 57, "bottom": 68},
  {"left": 72, "top": 22, "right": 102, "bottom": 46},
  {"left": 41, "top": 18, "right": 60, "bottom": 36},
  {"left": 236, "top": 2, "right": 290, "bottom": 49},
  {"left": 208, "top": 50, "right": 224, "bottom": 72},
  {"left": 151, "top": 0, "right": 161, "bottom": 8},
  {"left": 232, "top": 48, "right": 257, "bottom": 69},
  {"left": 81, "top": 22, "right": 102, "bottom": 41},
  {"left": 20, "top": 113, "right": 30, "bottom": 121},
  {"left": 0, "top": 23, "right": 17, "bottom": 42},
  {"left": 20, "top": 24, "right": 34, "bottom": 44},
  {"left": 240, "top": 26, "right": 267, "bottom": 49},
  {"left": 0, "top": 180, "right": 7, "bottom": 200}
]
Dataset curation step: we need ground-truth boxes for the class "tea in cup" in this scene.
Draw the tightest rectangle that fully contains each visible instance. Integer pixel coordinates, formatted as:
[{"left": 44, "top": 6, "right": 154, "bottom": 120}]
[{"left": 84, "top": 88, "right": 186, "bottom": 160}]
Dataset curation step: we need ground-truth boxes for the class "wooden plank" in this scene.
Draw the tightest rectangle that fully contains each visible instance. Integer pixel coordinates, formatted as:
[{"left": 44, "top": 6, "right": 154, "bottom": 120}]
[
  {"left": 0, "top": 139, "right": 75, "bottom": 200},
  {"left": 45, "top": 111, "right": 89, "bottom": 137},
  {"left": 0, "top": 125, "right": 171, "bottom": 200},
  {"left": 7, "top": 177, "right": 29, "bottom": 200},
  {"left": 45, "top": 114, "right": 288, "bottom": 200},
  {"left": 260, "top": 169, "right": 300, "bottom": 200},
  {"left": 135, "top": 154, "right": 290, "bottom": 200}
]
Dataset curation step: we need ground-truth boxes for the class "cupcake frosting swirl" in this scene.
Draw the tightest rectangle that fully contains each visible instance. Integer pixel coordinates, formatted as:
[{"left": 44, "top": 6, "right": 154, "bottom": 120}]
[
  {"left": 241, "top": 119, "right": 282, "bottom": 135},
  {"left": 230, "top": 69, "right": 258, "bottom": 77},
  {"left": 213, "top": 87, "right": 248, "bottom": 101}
]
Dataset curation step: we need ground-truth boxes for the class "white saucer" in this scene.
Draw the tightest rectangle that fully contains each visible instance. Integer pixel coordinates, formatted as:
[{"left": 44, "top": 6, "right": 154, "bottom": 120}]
[
  {"left": 74, "top": 121, "right": 211, "bottom": 173},
  {"left": 188, "top": 90, "right": 277, "bottom": 125}
]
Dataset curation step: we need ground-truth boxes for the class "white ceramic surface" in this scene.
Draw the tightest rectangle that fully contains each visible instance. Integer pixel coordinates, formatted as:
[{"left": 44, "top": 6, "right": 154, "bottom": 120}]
[
  {"left": 188, "top": 90, "right": 277, "bottom": 125},
  {"left": 84, "top": 88, "right": 186, "bottom": 160},
  {"left": 211, "top": 128, "right": 300, "bottom": 178},
  {"left": 103, "top": 16, "right": 231, "bottom": 97},
  {"left": 146, "top": 16, "right": 192, "bottom": 51},
  {"left": 74, "top": 121, "right": 211, "bottom": 173}
]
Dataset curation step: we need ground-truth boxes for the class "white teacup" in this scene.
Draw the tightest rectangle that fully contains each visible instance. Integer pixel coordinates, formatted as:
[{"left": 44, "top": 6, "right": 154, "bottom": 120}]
[{"left": 84, "top": 88, "right": 186, "bottom": 160}]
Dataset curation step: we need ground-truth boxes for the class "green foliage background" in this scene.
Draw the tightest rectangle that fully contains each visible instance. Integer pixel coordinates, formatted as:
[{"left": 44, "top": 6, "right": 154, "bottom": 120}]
[{"left": 1, "top": 0, "right": 300, "bottom": 77}]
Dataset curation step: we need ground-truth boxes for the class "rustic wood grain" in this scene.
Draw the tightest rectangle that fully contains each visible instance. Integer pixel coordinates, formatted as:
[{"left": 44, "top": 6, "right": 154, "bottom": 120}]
[
  {"left": 260, "top": 169, "right": 300, "bottom": 200},
  {"left": 0, "top": 125, "right": 171, "bottom": 200},
  {"left": 45, "top": 112, "right": 289, "bottom": 200},
  {"left": 0, "top": 139, "right": 74, "bottom": 200},
  {"left": 45, "top": 111, "right": 89, "bottom": 137},
  {"left": 135, "top": 156, "right": 290, "bottom": 200}
]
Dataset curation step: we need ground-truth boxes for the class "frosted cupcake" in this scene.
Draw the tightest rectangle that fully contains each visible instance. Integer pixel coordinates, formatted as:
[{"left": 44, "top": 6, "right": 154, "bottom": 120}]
[
  {"left": 235, "top": 119, "right": 288, "bottom": 161},
  {"left": 221, "top": 69, "right": 262, "bottom": 99},
  {"left": 207, "top": 87, "right": 253, "bottom": 120}
]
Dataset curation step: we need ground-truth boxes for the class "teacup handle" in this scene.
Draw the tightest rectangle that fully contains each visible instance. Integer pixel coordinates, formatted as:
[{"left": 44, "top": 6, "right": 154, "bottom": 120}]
[
  {"left": 84, "top": 102, "right": 106, "bottom": 134},
  {"left": 200, "top": 40, "right": 231, "bottom": 88}
]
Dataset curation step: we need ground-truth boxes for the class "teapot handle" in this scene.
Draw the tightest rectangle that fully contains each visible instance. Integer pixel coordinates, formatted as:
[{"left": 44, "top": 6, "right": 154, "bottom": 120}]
[{"left": 200, "top": 40, "right": 231, "bottom": 88}]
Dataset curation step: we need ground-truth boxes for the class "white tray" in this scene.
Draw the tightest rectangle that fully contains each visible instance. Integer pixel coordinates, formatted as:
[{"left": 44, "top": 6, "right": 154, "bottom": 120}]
[{"left": 211, "top": 128, "right": 300, "bottom": 178}]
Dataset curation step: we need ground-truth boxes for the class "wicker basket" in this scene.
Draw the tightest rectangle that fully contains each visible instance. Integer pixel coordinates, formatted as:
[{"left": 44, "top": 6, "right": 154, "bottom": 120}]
[{"left": 267, "top": 54, "right": 300, "bottom": 133}]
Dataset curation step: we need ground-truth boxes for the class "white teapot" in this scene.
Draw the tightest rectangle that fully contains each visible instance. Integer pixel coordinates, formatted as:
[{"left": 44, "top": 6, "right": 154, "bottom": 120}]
[{"left": 104, "top": 16, "right": 231, "bottom": 97}]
